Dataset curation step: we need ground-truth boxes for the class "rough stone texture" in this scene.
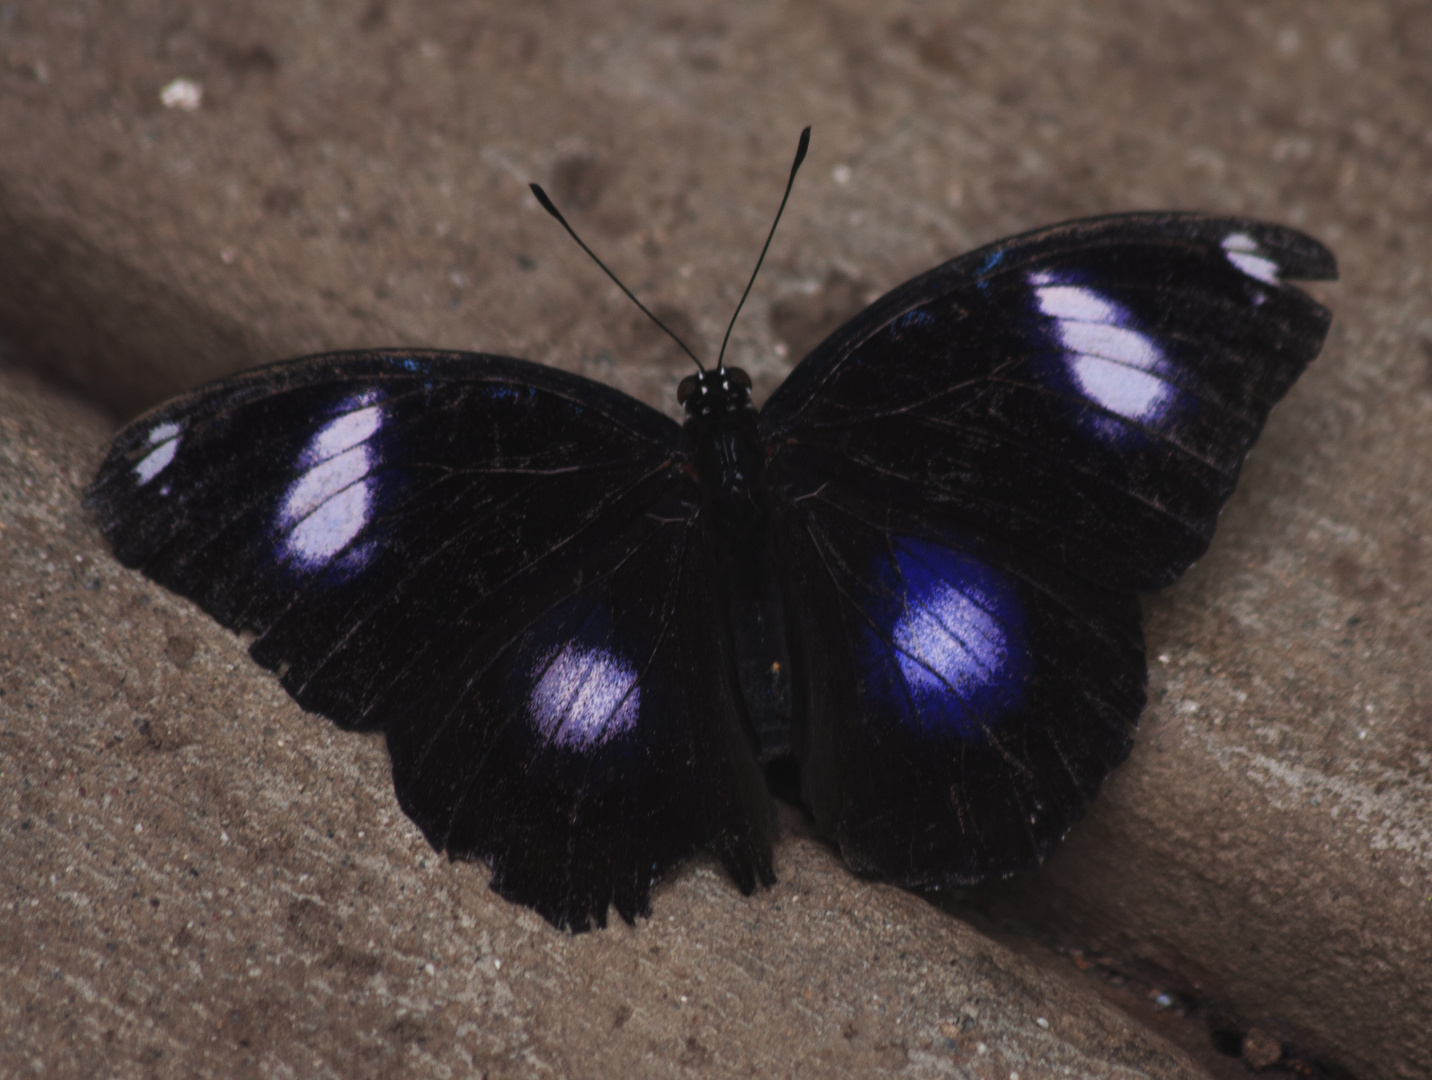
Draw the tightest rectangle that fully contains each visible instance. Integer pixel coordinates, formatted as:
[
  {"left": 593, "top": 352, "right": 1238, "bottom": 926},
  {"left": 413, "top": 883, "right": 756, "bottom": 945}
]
[
  {"left": 0, "top": 365, "right": 1210, "bottom": 1078},
  {"left": 1, "top": 0, "right": 1429, "bottom": 1077}
]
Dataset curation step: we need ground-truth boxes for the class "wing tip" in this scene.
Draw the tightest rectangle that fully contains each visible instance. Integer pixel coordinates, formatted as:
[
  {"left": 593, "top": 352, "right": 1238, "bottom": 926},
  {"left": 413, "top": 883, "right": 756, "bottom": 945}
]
[{"left": 1237, "top": 220, "right": 1338, "bottom": 283}]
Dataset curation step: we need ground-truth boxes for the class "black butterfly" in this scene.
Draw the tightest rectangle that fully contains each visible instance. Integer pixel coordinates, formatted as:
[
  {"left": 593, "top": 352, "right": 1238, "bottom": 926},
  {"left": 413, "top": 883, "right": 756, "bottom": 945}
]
[{"left": 88, "top": 131, "right": 1335, "bottom": 931}]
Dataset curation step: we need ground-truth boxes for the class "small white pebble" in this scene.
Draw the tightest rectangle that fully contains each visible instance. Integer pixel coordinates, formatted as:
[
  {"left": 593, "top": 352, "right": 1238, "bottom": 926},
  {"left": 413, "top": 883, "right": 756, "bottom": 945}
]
[
  {"left": 134, "top": 823, "right": 143, "bottom": 833},
  {"left": 494, "top": 959, "right": 501, "bottom": 970},
  {"left": 424, "top": 963, "right": 436, "bottom": 975},
  {"left": 160, "top": 77, "right": 203, "bottom": 111},
  {"left": 832, "top": 164, "right": 852, "bottom": 184},
  {"left": 1036, "top": 1016, "right": 1049, "bottom": 1028},
  {"left": 976, "top": 1042, "right": 988, "bottom": 1054},
  {"left": 220, "top": 830, "right": 230, "bottom": 844}
]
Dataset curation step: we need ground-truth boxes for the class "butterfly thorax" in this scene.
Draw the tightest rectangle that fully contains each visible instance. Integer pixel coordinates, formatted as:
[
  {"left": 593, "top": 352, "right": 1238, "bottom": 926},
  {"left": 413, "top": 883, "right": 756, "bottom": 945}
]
[{"left": 678, "top": 366, "right": 767, "bottom": 546}]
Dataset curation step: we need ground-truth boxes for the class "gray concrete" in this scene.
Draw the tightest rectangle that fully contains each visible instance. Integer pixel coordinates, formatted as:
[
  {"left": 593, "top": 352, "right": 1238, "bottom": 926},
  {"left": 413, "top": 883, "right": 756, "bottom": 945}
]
[{"left": 2, "top": 1, "right": 1428, "bottom": 1076}]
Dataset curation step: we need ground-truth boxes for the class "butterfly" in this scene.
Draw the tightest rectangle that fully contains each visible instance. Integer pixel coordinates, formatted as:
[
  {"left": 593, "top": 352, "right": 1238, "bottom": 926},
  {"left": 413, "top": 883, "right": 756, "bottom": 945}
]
[{"left": 87, "top": 129, "right": 1336, "bottom": 931}]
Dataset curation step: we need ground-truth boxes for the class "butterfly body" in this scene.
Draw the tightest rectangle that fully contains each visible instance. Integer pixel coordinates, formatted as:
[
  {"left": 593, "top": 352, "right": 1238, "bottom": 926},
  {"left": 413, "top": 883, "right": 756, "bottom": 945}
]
[
  {"left": 89, "top": 212, "right": 1335, "bottom": 930},
  {"left": 677, "top": 366, "right": 795, "bottom": 760}
]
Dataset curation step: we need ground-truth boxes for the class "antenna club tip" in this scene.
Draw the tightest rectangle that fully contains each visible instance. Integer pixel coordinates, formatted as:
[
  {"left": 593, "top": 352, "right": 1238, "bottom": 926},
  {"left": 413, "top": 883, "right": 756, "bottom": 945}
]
[{"left": 530, "top": 183, "right": 557, "bottom": 213}]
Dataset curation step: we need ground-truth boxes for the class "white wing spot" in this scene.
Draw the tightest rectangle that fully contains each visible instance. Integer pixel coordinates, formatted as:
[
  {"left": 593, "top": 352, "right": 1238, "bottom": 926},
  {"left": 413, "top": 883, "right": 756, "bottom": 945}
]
[
  {"left": 283, "top": 445, "right": 368, "bottom": 525},
  {"left": 1069, "top": 355, "right": 1169, "bottom": 421},
  {"left": 133, "top": 422, "right": 183, "bottom": 485},
  {"left": 529, "top": 644, "right": 641, "bottom": 749},
  {"left": 1030, "top": 284, "right": 1119, "bottom": 324},
  {"left": 1032, "top": 279, "right": 1173, "bottom": 425},
  {"left": 1222, "top": 232, "right": 1280, "bottom": 284},
  {"left": 304, "top": 404, "right": 382, "bottom": 465},
  {"left": 278, "top": 397, "right": 384, "bottom": 570}
]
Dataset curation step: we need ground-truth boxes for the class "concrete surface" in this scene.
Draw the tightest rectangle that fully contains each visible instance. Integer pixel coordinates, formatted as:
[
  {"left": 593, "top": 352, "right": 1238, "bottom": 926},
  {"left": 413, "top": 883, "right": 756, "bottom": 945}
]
[{"left": 1, "top": 0, "right": 1429, "bottom": 1077}]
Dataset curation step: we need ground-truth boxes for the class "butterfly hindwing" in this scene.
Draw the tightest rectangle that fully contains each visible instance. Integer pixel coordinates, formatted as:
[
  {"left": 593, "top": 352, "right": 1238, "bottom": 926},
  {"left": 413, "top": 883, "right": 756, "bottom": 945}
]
[
  {"left": 384, "top": 488, "right": 774, "bottom": 929},
  {"left": 774, "top": 487, "right": 1145, "bottom": 884},
  {"left": 88, "top": 351, "right": 774, "bottom": 928},
  {"left": 762, "top": 214, "right": 1336, "bottom": 592}
]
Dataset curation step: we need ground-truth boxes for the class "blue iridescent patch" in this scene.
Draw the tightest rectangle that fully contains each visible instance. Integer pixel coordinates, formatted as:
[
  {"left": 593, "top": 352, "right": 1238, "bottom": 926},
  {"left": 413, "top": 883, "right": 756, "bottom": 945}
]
[
  {"left": 861, "top": 537, "right": 1027, "bottom": 741},
  {"left": 889, "top": 308, "right": 937, "bottom": 338}
]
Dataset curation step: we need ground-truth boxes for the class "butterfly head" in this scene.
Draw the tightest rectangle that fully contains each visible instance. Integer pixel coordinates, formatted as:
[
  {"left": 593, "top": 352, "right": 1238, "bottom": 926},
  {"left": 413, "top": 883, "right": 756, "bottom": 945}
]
[{"left": 678, "top": 366, "right": 754, "bottom": 419}]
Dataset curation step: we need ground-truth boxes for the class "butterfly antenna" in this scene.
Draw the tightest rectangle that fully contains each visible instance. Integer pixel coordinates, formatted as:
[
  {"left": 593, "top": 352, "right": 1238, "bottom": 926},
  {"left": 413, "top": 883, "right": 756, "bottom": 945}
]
[
  {"left": 716, "top": 125, "right": 811, "bottom": 372},
  {"left": 530, "top": 182, "right": 705, "bottom": 371}
]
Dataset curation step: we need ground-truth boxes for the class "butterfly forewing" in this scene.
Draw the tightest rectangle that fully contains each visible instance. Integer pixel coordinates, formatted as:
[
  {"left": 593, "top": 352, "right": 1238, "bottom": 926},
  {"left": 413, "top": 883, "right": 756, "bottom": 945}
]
[
  {"left": 90, "top": 353, "right": 680, "bottom": 716},
  {"left": 762, "top": 214, "right": 1336, "bottom": 592}
]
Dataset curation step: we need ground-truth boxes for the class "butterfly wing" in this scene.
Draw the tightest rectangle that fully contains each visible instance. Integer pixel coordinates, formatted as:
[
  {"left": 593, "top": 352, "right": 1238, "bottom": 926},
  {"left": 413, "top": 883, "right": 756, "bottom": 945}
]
[
  {"left": 760, "top": 214, "right": 1335, "bottom": 883},
  {"left": 773, "top": 492, "right": 1145, "bottom": 884},
  {"left": 762, "top": 213, "right": 1337, "bottom": 592},
  {"left": 89, "top": 350, "right": 773, "bottom": 929}
]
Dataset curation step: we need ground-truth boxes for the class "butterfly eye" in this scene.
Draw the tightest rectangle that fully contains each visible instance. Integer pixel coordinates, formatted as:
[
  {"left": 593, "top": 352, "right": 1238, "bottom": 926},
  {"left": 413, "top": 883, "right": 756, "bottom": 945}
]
[
  {"left": 677, "top": 374, "right": 699, "bottom": 404},
  {"left": 726, "top": 367, "right": 752, "bottom": 390}
]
